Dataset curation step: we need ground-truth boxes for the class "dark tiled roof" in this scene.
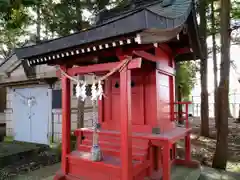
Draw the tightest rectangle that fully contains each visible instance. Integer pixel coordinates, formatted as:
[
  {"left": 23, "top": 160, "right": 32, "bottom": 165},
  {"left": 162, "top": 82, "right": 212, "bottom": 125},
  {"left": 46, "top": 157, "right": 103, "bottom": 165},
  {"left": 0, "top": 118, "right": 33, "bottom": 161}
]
[
  {"left": 99, "top": 0, "right": 191, "bottom": 24},
  {"left": 15, "top": 0, "right": 198, "bottom": 62}
]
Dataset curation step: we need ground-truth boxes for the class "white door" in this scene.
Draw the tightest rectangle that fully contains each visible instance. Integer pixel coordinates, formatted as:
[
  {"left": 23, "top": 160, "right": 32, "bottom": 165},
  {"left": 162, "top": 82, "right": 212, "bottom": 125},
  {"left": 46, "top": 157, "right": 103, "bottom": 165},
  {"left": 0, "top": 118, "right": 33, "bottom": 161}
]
[
  {"left": 12, "top": 88, "right": 31, "bottom": 142},
  {"left": 12, "top": 86, "right": 51, "bottom": 144},
  {"left": 30, "top": 87, "right": 50, "bottom": 144}
]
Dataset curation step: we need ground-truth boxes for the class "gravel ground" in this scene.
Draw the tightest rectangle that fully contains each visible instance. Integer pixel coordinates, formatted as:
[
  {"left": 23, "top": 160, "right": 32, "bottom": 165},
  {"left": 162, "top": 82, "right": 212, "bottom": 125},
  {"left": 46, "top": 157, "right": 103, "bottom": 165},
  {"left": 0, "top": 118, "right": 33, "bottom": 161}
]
[
  {"left": 13, "top": 163, "right": 60, "bottom": 180},
  {"left": 0, "top": 149, "right": 60, "bottom": 180}
]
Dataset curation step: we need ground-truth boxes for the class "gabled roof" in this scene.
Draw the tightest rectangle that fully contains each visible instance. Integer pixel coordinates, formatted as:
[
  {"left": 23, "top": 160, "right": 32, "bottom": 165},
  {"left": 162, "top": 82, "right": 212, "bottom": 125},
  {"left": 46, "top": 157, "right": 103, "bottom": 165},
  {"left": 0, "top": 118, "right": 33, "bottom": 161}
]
[
  {"left": 0, "top": 41, "right": 36, "bottom": 77},
  {"left": 15, "top": 0, "right": 201, "bottom": 65}
]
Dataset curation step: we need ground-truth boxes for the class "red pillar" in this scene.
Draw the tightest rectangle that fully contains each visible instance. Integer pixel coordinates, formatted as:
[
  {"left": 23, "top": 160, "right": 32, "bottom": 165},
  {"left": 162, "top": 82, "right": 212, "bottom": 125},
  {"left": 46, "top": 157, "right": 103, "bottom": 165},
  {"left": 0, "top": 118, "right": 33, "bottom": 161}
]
[
  {"left": 185, "top": 134, "right": 191, "bottom": 162},
  {"left": 185, "top": 103, "right": 191, "bottom": 161},
  {"left": 61, "top": 66, "right": 71, "bottom": 174},
  {"left": 162, "top": 143, "right": 171, "bottom": 180},
  {"left": 120, "top": 66, "right": 133, "bottom": 180}
]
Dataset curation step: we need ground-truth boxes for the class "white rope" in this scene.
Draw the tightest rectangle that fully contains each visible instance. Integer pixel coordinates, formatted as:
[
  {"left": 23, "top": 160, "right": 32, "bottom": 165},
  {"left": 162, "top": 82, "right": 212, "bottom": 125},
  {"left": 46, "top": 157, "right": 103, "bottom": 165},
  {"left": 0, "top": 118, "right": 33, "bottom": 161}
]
[
  {"left": 58, "top": 56, "right": 132, "bottom": 101},
  {"left": 58, "top": 55, "right": 131, "bottom": 84}
]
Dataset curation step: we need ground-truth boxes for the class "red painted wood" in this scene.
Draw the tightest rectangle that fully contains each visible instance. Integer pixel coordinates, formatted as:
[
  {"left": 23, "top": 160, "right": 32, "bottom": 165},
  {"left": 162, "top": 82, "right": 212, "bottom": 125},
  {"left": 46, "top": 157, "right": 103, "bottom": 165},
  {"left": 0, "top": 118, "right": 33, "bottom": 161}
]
[
  {"left": 110, "top": 74, "right": 145, "bottom": 129},
  {"left": 98, "top": 93, "right": 104, "bottom": 124},
  {"left": 185, "top": 133, "right": 191, "bottom": 162},
  {"left": 76, "top": 127, "right": 191, "bottom": 144},
  {"left": 78, "top": 145, "right": 146, "bottom": 161},
  {"left": 61, "top": 66, "right": 71, "bottom": 174},
  {"left": 174, "top": 47, "right": 192, "bottom": 55},
  {"left": 76, "top": 130, "right": 150, "bottom": 163},
  {"left": 133, "top": 49, "right": 170, "bottom": 66},
  {"left": 169, "top": 75, "right": 174, "bottom": 121},
  {"left": 158, "top": 44, "right": 173, "bottom": 56},
  {"left": 65, "top": 150, "right": 149, "bottom": 180},
  {"left": 55, "top": 46, "right": 197, "bottom": 180},
  {"left": 120, "top": 66, "right": 133, "bottom": 180},
  {"left": 80, "top": 135, "right": 149, "bottom": 150},
  {"left": 162, "top": 142, "right": 171, "bottom": 180},
  {"left": 103, "top": 79, "right": 112, "bottom": 129},
  {"left": 67, "top": 58, "right": 142, "bottom": 76},
  {"left": 185, "top": 102, "right": 189, "bottom": 128}
]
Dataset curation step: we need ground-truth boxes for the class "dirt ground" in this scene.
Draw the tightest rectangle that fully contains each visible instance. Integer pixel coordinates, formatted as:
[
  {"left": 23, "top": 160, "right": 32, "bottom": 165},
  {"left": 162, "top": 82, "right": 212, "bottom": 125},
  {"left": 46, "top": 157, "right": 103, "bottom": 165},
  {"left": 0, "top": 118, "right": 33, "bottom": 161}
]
[
  {"left": 13, "top": 163, "right": 60, "bottom": 180},
  {"left": 178, "top": 117, "right": 240, "bottom": 172},
  {"left": 8, "top": 117, "right": 240, "bottom": 179}
]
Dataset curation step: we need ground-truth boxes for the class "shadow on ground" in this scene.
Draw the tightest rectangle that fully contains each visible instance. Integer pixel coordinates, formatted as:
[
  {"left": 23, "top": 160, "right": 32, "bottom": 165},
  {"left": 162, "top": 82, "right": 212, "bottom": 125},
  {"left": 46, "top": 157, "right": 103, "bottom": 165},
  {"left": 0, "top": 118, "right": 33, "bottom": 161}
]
[{"left": 200, "top": 166, "right": 240, "bottom": 180}]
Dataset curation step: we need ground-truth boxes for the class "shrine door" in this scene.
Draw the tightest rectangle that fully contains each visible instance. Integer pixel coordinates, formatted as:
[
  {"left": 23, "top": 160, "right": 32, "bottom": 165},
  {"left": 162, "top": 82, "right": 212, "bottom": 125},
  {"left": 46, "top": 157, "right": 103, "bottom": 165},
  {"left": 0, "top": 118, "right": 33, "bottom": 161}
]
[{"left": 109, "top": 75, "right": 145, "bottom": 132}]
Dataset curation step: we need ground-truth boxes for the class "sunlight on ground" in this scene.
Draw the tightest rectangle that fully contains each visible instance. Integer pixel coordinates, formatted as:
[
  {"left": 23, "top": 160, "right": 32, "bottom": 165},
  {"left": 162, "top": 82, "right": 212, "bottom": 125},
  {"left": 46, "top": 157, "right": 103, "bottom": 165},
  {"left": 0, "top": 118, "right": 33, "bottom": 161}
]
[
  {"left": 197, "top": 136, "right": 216, "bottom": 143},
  {"left": 176, "top": 117, "right": 240, "bottom": 173},
  {"left": 203, "top": 172, "right": 222, "bottom": 179},
  {"left": 227, "top": 162, "right": 240, "bottom": 173},
  {"left": 190, "top": 134, "right": 197, "bottom": 139}
]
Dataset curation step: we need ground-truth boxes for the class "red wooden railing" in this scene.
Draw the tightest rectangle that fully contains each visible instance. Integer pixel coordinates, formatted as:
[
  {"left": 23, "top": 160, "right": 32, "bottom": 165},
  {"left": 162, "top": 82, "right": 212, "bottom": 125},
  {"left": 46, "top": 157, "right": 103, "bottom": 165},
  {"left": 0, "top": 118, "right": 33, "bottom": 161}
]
[{"left": 173, "top": 101, "right": 192, "bottom": 128}]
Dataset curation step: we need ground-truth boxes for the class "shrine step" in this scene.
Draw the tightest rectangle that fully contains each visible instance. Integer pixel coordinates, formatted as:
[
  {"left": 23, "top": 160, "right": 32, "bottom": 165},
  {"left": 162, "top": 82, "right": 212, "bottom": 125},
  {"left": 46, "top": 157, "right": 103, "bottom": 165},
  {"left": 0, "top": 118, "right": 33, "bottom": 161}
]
[
  {"left": 148, "top": 165, "right": 201, "bottom": 180},
  {"left": 78, "top": 144, "right": 147, "bottom": 161}
]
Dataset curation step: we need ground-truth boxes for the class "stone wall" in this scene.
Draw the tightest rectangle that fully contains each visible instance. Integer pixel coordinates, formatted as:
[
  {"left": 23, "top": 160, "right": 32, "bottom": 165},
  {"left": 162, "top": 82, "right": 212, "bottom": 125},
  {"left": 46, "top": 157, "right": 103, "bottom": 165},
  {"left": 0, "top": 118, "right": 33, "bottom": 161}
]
[
  {"left": 5, "top": 88, "right": 13, "bottom": 136},
  {"left": 0, "top": 113, "right": 5, "bottom": 124}
]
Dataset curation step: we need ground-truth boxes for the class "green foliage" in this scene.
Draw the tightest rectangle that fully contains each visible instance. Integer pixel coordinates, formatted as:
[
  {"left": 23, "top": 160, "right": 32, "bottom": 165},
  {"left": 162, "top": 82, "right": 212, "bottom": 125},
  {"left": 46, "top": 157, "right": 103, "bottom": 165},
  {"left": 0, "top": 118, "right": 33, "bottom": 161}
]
[
  {"left": 176, "top": 61, "right": 198, "bottom": 98},
  {"left": 3, "top": 136, "right": 13, "bottom": 142},
  {"left": 231, "top": 0, "right": 240, "bottom": 19},
  {"left": 0, "top": 0, "right": 40, "bottom": 57}
]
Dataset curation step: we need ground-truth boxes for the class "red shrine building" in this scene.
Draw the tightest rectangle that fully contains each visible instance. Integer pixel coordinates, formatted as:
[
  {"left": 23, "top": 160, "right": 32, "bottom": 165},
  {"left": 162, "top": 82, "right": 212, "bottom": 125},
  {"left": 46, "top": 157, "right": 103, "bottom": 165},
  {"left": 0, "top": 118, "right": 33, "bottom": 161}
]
[{"left": 16, "top": 0, "right": 203, "bottom": 180}]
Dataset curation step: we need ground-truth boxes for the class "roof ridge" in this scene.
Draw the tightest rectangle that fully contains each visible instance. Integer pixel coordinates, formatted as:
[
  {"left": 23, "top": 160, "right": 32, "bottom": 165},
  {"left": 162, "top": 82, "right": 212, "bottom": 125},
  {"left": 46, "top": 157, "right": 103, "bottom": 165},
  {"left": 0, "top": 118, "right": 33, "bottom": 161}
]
[
  {"left": 0, "top": 40, "right": 35, "bottom": 67},
  {"left": 98, "top": 0, "right": 163, "bottom": 24}
]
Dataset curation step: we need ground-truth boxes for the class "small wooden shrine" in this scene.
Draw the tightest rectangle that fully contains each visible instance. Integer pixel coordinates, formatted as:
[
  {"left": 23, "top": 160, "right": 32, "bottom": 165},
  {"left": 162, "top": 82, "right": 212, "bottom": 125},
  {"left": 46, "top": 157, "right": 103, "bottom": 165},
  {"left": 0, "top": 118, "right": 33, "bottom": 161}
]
[{"left": 16, "top": 0, "right": 203, "bottom": 179}]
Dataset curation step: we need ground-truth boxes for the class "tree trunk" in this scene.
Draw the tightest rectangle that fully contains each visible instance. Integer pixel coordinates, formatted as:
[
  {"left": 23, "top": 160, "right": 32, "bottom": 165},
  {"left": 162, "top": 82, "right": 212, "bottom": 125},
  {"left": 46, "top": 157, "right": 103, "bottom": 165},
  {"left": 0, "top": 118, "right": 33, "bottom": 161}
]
[
  {"left": 228, "top": 105, "right": 233, "bottom": 118},
  {"left": 77, "top": 76, "right": 85, "bottom": 129},
  {"left": 75, "top": 0, "right": 83, "bottom": 31},
  {"left": 175, "top": 63, "right": 183, "bottom": 124},
  {"left": 177, "top": 86, "right": 184, "bottom": 124},
  {"left": 199, "top": 0, "right": 209, "bottom": 137},
  {"left": 211, "top": 0, "right": 218, "bottom": 127},
  {"left": 212, "top": 0, "right": 231, "bottom": 170},
  {"left": 237, "top": 104, "right": 240, "bottom": 123},
  {"left": 36, "top": 2, "right": 41, "bottom": 42}
]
